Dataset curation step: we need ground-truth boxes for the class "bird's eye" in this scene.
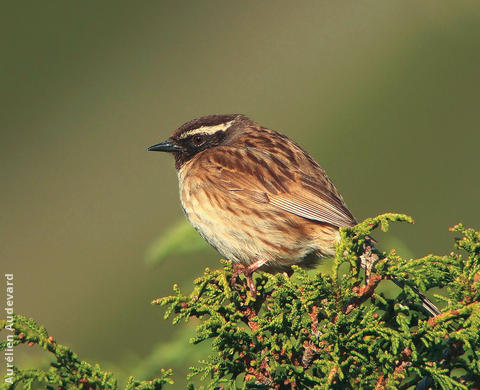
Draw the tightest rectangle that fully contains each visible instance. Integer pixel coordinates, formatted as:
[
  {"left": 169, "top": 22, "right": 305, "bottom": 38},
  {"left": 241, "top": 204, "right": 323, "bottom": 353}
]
[{"left": 191, "top": 135, "right": 205, "bottom": 146}]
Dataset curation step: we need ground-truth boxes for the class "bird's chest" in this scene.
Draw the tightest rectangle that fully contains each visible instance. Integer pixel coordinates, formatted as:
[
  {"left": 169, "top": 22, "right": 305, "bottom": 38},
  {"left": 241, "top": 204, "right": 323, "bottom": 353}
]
[
  {"left": 178, "top": 172, "right": 216, "bottom": 232},
  {"left": 176, "top": 165, "right": 327, "bottom": 270},
  {"left": 177, "top": 167, "right": 243, "bottom": 259}
]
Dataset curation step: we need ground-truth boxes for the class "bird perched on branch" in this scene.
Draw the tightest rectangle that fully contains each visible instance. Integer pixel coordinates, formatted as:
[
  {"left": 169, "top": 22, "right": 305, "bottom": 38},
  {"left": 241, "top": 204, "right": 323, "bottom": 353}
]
[{"left": 148, "top": 114, "right": 439, "bottom": 316}]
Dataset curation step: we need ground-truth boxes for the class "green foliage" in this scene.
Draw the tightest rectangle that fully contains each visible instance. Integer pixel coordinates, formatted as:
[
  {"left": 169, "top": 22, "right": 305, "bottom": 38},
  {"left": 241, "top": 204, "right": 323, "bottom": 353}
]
[
  {"left": 145, "top": 219, "right": 210, "bottom": 266},
  {"left": 0, "top": 315, "right": 173, "bottom": 390},
  {"left": 3, "top": 214, "right": 480, "bottom": 389},
  {"left": 156, "top": 214, "right": 480, "bottom": 389}
]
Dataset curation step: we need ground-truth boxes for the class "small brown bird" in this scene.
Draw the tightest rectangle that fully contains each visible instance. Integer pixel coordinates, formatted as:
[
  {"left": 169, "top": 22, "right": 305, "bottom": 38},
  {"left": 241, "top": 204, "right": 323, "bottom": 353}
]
[{"left": 148, "top": 114, "right": 439, "bottom": 315}]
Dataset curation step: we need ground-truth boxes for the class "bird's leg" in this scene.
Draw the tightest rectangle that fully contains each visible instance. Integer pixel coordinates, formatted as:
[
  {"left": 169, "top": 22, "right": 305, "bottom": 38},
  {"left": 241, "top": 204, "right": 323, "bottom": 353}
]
[
  {"left": 284, "top": 268, "right": 294, "bottom": 278},
  {"left": 231, "top": 259, "right": 268, "bottom": 296},
  {"left": 231, "top": 263, "right": 245, "bottom": 288},
  {"left": 245, "top": 258, "right": 268, "bottom": 295}
]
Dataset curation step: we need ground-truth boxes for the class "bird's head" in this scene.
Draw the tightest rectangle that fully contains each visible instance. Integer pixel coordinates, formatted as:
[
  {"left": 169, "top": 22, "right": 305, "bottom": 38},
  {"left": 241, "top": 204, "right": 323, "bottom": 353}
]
[{"left": 148, "top": 114, "right": 251, "bottom": 169}]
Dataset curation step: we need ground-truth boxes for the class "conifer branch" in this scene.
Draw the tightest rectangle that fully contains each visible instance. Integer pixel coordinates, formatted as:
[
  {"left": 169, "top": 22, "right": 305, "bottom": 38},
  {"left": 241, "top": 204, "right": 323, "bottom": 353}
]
[
  {"left": 2, "top": 214, "right": 480, "bottom": 389},
  {"left": 156, "top": 214, "right": 480, "bottom": 389},
  {"left": 0, "top": 315, "right": 173, "bottom": 390}
]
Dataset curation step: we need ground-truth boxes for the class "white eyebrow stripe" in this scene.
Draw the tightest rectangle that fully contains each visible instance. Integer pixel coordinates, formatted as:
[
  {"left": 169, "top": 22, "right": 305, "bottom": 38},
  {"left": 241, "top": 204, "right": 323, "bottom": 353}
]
[{"left": 178, "top": 120, "right": 234, "bottom": 139}]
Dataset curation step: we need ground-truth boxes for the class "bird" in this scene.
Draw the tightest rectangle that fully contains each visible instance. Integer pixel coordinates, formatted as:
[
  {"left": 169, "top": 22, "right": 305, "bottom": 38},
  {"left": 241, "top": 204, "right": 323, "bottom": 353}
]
[{"left": 148, "top": 114, "right": 439, "bottom": 316}]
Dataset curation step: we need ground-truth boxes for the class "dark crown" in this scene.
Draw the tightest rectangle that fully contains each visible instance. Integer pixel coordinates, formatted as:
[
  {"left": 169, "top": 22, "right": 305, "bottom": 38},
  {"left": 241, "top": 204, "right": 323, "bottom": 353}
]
[{"left": 172, "top": 114, "right": 244, "bottom": 138}]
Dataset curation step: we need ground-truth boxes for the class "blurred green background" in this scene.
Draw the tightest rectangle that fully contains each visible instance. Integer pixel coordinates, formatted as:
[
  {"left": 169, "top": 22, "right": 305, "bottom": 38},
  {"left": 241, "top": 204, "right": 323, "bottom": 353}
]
[{"left": 1, "top": 1, "right": 479, "bottom": 387}]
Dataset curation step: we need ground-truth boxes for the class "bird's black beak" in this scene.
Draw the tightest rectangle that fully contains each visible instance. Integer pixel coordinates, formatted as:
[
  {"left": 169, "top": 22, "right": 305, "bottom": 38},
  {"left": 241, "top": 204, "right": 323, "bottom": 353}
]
[{"left": 147, "top": 139, "right": 183, "bottom": 152}]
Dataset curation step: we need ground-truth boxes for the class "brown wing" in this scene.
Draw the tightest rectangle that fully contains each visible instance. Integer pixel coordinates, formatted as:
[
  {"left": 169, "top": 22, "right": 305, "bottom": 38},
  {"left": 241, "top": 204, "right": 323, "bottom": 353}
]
[{"left": 199, "top": 145, "right": 356, "bottom": 228}]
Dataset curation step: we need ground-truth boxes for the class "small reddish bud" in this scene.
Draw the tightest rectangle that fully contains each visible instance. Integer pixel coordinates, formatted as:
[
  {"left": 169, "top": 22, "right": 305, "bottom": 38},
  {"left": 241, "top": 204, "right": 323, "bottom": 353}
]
[
  {"left": 48, "top": 336, "right": 54, "bottom": 343},
  {"left": 181, "top": 302, "right": 188, "bottom": 309},
  {"left": 28, "top": 341, "right": 35, "bottom": 347},
  {"left": 18, "top": 333, "right": 25, "bottom": 340},
  {"left": 474, "top": 272, "right": 480, "bottom": 283}
]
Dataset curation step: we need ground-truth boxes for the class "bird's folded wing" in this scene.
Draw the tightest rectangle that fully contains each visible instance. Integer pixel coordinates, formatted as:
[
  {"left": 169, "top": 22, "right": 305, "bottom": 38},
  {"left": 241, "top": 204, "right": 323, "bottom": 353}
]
[
  {"left": 205, "top": 147, "right": 356, "bottom": 228},
  {"left": 267, "top": 192, "right": 355, "bottom": 227}
]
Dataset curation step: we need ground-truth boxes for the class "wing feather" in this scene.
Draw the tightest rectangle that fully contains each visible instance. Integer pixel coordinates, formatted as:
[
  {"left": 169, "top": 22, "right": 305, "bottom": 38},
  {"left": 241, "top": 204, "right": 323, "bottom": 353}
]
[{"left": 200, "top": 146, "right": 356, "bottom": 228}]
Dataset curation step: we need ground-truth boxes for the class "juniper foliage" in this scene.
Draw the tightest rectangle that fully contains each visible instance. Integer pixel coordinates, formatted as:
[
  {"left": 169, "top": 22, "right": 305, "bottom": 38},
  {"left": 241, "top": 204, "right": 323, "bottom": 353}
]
[
  {"left": 156, "top": 214, "right": 480, "bottom": 389},
  {"left": 0, "top": 315, "right": 173, "bottom": 390},
  {"left": 2, "top": 214, "right": 479, "bottom": 389}
]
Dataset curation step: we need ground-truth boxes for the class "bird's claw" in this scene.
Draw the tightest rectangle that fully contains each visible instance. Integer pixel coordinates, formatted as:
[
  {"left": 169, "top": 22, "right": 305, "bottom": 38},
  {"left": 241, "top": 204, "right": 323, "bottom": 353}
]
[{"left": 230, "top": 259, "right": 268, "bottom": 297}]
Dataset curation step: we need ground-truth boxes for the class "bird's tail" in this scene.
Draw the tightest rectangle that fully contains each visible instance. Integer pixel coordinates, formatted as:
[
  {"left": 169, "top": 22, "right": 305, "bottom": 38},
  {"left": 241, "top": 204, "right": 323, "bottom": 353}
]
[
  {"left": 391, "top": 277, "right": 441, "bottom": 316},
  {"left": 360, "top": 240, "right": 440, "bottom": 317}
]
